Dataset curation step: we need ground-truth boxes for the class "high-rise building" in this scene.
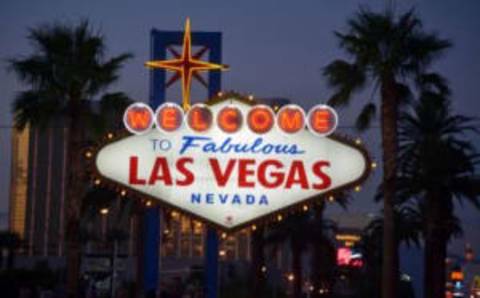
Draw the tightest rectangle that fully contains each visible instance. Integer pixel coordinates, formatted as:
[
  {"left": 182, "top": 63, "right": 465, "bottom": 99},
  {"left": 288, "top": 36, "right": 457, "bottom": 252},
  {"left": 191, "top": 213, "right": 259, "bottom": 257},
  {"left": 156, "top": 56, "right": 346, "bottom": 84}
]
[{"left": 9, "top": 122, "right": 68, "bottom": 256}]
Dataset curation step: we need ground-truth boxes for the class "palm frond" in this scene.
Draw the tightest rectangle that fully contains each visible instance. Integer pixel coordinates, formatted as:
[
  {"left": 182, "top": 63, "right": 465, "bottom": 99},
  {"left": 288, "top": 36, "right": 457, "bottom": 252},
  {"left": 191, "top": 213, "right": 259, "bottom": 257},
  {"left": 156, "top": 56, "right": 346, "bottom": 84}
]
[{"left": 355, "top": 102, "right": 377, "bottom": 131}]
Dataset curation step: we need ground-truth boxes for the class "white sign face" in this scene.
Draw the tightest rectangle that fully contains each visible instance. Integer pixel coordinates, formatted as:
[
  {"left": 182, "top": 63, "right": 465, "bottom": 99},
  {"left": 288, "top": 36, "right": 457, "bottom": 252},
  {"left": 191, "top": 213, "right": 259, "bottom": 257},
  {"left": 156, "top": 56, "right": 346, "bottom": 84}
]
[{"left": 96, "top": 99, "right": 369, "bottom": 230}]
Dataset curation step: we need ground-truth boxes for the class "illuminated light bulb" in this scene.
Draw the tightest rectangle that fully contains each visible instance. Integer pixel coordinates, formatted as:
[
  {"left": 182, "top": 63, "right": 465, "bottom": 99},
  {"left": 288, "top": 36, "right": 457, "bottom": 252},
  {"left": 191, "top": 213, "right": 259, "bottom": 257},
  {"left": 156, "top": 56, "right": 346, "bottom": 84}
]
[
  {"left": 123, "top": 102, "right": 155, "bottom": 135},
  {"left": 94, "top": 179, "right": 101, "bottom": 185},
  {"left": 354, "top": 185, "right": 362, "bottom": 192},
  {"left": 273, "top": 105, "right": 279, "bottom": 111},
  {"left": 309, "top": 286, "right": 314, "bottom": 292},
  {"left": 355, "top": 138, "right": 362, "bottom": 145},
  {"left": 307, "top": 104, "right": 338, "bottom": 137},
  {"left": 219, "top": 250, "right": 226, "bottom": 257},
  {"left": 171, "top": 211, "right": 179, "bottom": 218},
  {"left": 120, "top": 190, "right": 127, "bottom": 197},
  {"left": 277, "top": 214, "right": 283, "bottom": 222},
  {"left": 196, "top": 221, "right": 202, "bottom": 228},
  {"left": 155, "top": 103, "right": 184, "bottom": 133},
  {"left": 186, "top": 104, "right": 213, "bottom": 132},
  {"left": 371, "top": 162, "right": 377, "bottom": 169},
  {"left": 100, "top": 208, "right": 109, "bottom": 215},
  {"left": 287, "top": 273, "right": 294, "bottom": 282},
  {"left": 85, "top": 151, "right": 92, "bottom": 158},
  {"left": 261, "top": 266, "right": 267, "bottom": 273},
  {"left": 277, "top": 104, "right": 306, "bottom": 134},
  {"left": 217, "top": 106, "right": 243, "bottom": 133},
  {"left": 221, "top": 233, "right": 227, "bottom": 239},
  {"left": 247, "top": 105, "right": 275, "bottom": 134},
  {"left": 248, "top": 95, "right": 254, "bottom": 101},
  {"left": 107, "top": 132, "right": 114, "bottom": 139},
  {"left": 217, "top": 91, "right": 223, "bottom": 97},
  {"left": 252, "top": 225, "right": 257, "bottom": 231},
  {"left": 303, "top": 205, "right": 309, "bottom": 212},
  {"left": 164, "top": 229, "right": 170, "bottom": 234},
  {"left": 328, "top": 195, "right": 335, "bottom": 202},
  {"left": 145, "top": 200, "right": 152, "bottom": 207}
]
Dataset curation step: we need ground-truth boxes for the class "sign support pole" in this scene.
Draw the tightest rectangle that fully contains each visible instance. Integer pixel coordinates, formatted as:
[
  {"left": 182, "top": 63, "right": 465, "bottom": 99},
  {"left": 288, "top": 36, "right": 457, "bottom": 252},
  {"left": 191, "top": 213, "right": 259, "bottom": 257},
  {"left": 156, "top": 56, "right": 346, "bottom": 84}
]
[{"left": 149, "top": 25, "right": 223, "bottom": 298}]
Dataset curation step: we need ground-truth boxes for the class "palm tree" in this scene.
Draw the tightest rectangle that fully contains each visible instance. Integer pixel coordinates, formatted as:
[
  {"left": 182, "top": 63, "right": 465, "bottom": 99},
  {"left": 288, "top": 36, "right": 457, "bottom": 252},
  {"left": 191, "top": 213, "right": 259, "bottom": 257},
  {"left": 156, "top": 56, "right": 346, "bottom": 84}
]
[
  {"left": 266, "top": 213, "right": 311, "bottom": 298},
  {"left": 309, "top": 203, "right": 337, "bottom": 298},
  {"left": 361, "top": 205, "right": 422, "bottom": 298},
  {"left": 397, "top": 93, "right": 480, "bottom": 298},
  {"left": 9, "top": 21, "right": 132, "bottom": 298},
  {"left": 323, "top": 9, "right": 451, "bottom": 297},
  {"left": 251, "top": 226, "right": 266, "bottom": 297}
]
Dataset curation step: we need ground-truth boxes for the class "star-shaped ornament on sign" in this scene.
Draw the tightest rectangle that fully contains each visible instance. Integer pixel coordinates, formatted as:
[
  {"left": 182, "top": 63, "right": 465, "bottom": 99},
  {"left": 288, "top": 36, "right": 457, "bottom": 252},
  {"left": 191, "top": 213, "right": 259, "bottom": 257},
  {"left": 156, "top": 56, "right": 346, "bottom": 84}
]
[{"left": 145, "top": 18, "right": 228, "bottom": 110}]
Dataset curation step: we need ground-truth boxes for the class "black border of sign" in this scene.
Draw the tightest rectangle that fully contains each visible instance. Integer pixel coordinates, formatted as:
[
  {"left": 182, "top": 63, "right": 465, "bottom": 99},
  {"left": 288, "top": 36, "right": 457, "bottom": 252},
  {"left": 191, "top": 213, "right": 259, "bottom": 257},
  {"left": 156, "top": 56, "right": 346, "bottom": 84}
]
[{"left": 86, "top": 93, "right": 373, "bottom": 233}]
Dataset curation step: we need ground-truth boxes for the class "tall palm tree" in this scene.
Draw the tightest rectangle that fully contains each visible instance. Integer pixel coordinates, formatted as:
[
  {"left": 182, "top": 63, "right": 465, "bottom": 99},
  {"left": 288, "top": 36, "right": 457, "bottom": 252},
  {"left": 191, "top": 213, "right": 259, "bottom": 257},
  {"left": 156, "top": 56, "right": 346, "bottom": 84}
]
[
  {"left": 324, "top": 9, "right": 451, "bottom": 297},
  {"left": 9, "top": 21, "right": 132, "bottom": 298},
  {"left": 397, "top": 93, "right": 480, "bottom": 298}
]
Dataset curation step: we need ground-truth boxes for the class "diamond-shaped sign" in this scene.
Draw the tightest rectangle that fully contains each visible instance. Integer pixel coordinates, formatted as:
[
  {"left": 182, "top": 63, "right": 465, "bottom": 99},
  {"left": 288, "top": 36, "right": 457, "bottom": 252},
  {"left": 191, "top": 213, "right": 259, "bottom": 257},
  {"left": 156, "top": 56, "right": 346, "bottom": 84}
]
[{"left": 95, "top": 99, "right": 370, "bottom": 230}]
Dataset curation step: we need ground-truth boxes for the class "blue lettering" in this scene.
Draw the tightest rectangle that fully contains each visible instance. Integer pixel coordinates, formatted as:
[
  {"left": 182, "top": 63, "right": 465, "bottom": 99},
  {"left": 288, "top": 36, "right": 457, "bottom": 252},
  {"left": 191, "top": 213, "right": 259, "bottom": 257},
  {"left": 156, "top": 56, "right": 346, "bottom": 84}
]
[
  {"left": 191, "top": 193, "right": 201, "bottom": 204},
  {"left": 232, "top": 194, "right": 241, "bottom": 204},
  {"left": 219, "top": 194, "right": 229, "bottom": 204},
  {"left": 206, "top": 193, "right": 214, "bottom": 204},
  {"left": 246, "top": 194, "right": 255, "bottom": 204},
  {"left": 180, "top": 136, "right": 211, "bottom": 154},
  {"left": 259, "top": 195, "right": 269, "bottom": 205}
]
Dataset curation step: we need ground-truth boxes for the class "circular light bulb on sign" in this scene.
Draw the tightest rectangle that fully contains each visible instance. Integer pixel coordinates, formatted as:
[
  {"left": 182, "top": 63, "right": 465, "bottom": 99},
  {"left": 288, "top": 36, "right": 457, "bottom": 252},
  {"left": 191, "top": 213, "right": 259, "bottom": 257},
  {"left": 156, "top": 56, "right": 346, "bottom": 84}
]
[
  {"left": 155, "top": 102, "right": 184, "bottom": 133},
  {"left": 123, "top": 102, "right": 155, "bottom": 135},
  {"left": 186, "top": 103, "right": 213, "bottom": 133},
  {"left": 307, "top": 104, "right": 338, "bottom": 137},
  {"left": 247, "top": 105, "right": 275, "bottom": 134},
  {"left": 217, "top": 106, "right": 243, "bottom": 133},
  {"left": 276, "top": 104, "right": 306, "bottom": 134}
]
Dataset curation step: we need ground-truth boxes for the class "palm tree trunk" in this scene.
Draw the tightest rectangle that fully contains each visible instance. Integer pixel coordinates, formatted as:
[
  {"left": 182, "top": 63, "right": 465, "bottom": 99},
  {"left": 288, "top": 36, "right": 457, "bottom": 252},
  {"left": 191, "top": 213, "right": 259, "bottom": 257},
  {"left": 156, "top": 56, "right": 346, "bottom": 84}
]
[
  {"left": 424, "top": 195, "right": 448, "bottom": 298},
  {"left": 251, "top": 227, "right": 266, "bottom": 296},
  {"left": 311, "top": 203, "right": 333, "bottom": 298},
  {"left": 292, "top": 245, "right": 303, "bottom": 298},
  {"left": 65, "top": 102, "right": 87, "bottom": 298},
  {"left": 381, "top": 78, "right": 399, "bottom": 298}
]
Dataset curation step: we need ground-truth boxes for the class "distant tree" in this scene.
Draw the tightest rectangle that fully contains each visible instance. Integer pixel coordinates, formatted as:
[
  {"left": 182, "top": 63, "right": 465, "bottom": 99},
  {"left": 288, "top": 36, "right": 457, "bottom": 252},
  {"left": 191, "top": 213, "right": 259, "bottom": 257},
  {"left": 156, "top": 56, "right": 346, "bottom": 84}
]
[
  {"left": 266, "top": 213, "right": 311, "bottom": 298},
  {"left": 397, "top": 93, "right": 480, "bottom": 298},
  {"left": 9, "top": 20, "right": 132, "bottom": 298},
  {"left": 324, "top": 9, "right": 451, "bottom": 298},
  {"left": 0, "top": 231, "right": 22, "bottom": 270}
]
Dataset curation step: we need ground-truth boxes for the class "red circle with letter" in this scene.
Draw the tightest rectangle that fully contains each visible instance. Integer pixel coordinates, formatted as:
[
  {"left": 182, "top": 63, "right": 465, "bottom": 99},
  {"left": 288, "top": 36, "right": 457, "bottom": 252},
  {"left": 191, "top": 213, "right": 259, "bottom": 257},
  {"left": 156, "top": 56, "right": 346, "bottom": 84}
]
[
  {"left": 123, "top": 102, "right": 154, "bottom": 135},
  {"left": 186, "top": 104, "right": 213, "bottom": 132},
  {"left": 247, "top": 105, "right": 275, "bottom": 134},
  {"left": 277, "top": 104, "right": 306, "bottom": 134},
  {"left": 155, "top": 103, "right": 183, "bottom": 133},
  {"left": 217, "top": 106, "right": 243, "bottom": 133},
  {"left": 307, "top": 104, "right": 338, "bottom": 137}
]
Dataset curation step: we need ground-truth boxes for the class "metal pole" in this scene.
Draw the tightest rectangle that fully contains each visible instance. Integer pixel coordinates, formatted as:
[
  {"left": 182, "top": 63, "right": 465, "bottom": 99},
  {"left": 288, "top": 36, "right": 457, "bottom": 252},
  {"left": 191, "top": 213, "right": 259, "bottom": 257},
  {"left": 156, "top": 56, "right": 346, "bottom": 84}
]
[{"left": 205, "top": 228, "right": 219, "bottom": 298}]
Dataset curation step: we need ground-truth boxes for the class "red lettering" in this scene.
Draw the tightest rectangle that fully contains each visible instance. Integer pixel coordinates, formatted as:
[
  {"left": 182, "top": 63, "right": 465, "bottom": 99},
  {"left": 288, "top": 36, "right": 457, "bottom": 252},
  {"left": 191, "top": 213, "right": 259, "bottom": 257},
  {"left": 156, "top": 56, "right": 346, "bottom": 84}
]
[
  {"left": 209, "top": 159, "right": 236, "bottom": 186},
  {"left": 176, "top": 158, "right": 194, "bottom": 186},
  {"left": 238, "top": 159, "right": 256, "bottom": 187},
  {"left": 129, "top": 156, "right": 146, "bottom": 185},
  {"left": 285, "top": 161, "right": 309, "bottom": 189},
  {"left": 312, "top": 161, "right": 331, "bottom": 189},
  {"left": 258, "top": 159, "right": 285, "bottom": 188},
  {"left": 148, "top": 157, "right": 173, "bottom": 185}
]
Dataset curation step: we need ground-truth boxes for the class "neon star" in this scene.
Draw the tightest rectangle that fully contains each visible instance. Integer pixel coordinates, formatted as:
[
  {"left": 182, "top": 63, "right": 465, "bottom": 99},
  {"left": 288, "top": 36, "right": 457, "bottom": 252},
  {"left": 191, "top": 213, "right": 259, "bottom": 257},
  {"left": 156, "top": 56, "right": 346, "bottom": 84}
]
[{"left": 145, "top": 18, "right": 228, "bottom": 110}]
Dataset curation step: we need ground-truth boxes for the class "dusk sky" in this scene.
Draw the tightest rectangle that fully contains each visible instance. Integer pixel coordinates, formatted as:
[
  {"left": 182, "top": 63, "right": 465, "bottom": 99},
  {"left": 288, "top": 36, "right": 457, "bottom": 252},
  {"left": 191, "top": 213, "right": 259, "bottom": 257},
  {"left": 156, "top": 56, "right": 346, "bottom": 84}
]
[{"left": 1, "top": 0, "right": 479, "bottom": 283}]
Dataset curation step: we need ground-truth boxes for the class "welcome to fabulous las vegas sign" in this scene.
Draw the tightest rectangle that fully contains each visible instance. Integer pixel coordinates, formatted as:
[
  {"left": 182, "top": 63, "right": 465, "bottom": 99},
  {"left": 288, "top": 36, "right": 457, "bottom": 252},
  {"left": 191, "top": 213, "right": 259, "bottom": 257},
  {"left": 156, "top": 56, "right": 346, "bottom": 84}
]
[{"left": 94, "top": 98, "right": 371, "bottom": 230}]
